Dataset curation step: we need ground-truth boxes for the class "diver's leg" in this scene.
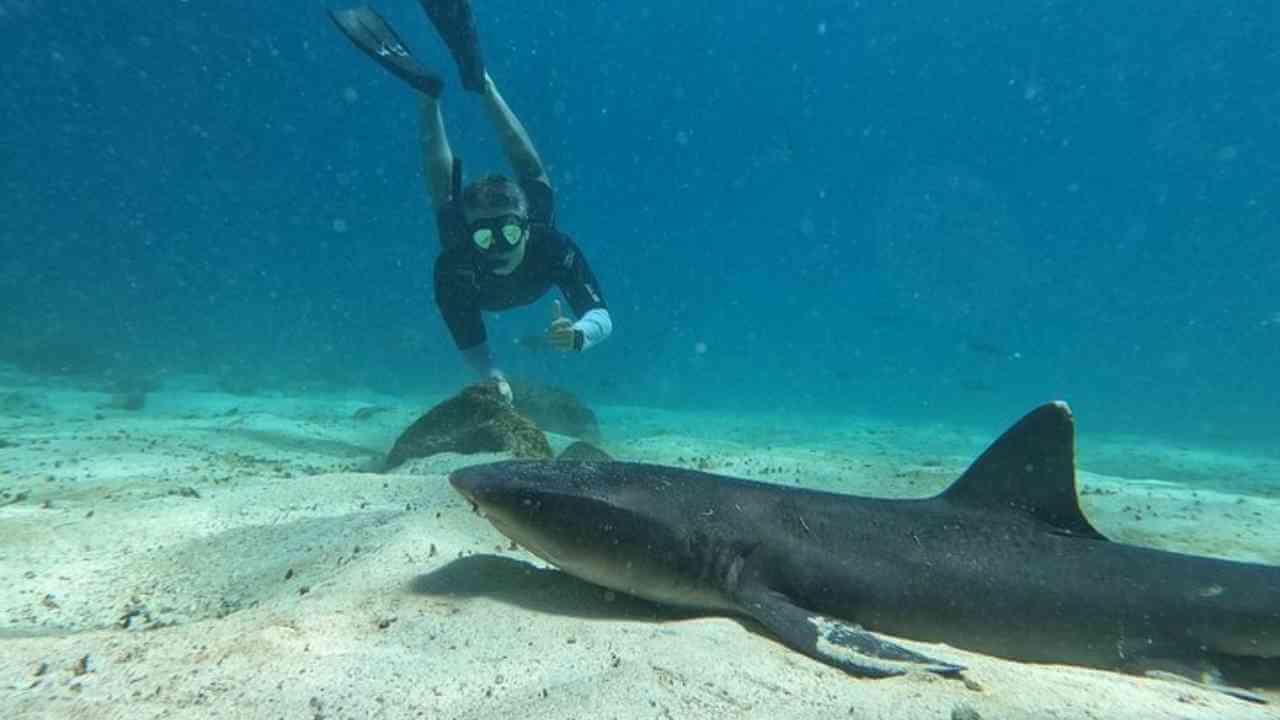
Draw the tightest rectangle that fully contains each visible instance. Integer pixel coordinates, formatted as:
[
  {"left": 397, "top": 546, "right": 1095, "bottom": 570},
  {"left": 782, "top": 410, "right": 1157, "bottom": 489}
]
[
  {"left": 480, "top": 73, "right": 549, "bottom": 186},
  {"left": 416, "top": 0, "right": 545, "bottom": 185},
  {"left": 419, "top": 95, "right": 455, "bottom": 209}
]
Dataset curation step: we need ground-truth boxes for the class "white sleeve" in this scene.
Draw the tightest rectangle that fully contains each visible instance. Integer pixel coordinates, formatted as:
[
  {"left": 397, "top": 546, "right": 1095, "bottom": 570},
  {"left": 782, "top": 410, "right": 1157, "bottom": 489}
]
[{"left": 571, "top": 308, "right": 613, "bottom": 351}]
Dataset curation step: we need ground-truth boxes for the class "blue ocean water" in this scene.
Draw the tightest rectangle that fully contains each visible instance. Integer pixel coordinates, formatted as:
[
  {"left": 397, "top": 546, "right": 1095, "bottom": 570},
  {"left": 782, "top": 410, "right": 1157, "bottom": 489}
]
[{"left": 2, "top": 0, "right": 1277, "bottom": 451}]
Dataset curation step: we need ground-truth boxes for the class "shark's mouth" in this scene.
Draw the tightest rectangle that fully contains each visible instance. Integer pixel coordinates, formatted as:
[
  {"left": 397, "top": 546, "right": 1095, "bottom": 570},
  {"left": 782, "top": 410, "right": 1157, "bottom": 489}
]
[
  {"left": 452, "top": 483, "right": 482, "bottom": 517},
  {"left": 469, "top": 505, "right": 569, "bottom": 570}
]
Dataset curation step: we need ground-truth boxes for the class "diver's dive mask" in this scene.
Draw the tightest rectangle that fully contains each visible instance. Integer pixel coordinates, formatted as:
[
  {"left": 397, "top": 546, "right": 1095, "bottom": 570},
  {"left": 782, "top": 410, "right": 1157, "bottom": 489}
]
[{"left": 469, "top": 214, "right": 527, "bottom": 252}]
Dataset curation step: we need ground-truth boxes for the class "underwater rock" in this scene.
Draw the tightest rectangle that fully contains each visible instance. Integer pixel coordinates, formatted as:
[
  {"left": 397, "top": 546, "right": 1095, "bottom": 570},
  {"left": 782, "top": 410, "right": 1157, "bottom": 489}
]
[
  {"left": 556, "top": 441, "right": 613, "bottom": 462},
  {"left": 108, "top": 374, "right": 160, "bottom": 396},
  {"left": 99, "top": 391, "right": 146, "bottom": 411},
  {"left": 509, "top": 379, "right": 600, "bottom": 440},
  {"left": 4, "top": 336, "right": 111, "bottom": 376},
  {"left": 0, "top": 391, "right": 48, "bottom": 416},
  {"left": 352, "top": 405, "right": 392, "bottom": 421},
  {"left": 383, "top": 383, "right": 551, "bottom": 470},
  {"left": 214, "top": 368, "right": 260, "bottom": 397}
]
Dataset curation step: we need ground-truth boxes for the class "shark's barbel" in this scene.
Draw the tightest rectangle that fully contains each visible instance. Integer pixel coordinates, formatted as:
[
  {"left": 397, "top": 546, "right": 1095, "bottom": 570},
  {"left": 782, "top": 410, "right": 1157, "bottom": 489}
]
[{"left": 449, "top": 402, "right": 1279, "bottom": 700}]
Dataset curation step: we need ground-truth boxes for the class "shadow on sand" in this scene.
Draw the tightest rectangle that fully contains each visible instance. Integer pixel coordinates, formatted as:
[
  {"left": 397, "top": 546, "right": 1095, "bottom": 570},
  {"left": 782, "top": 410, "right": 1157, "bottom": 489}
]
[{"left": 410, "top": 554, "right": 701, "bottom": 623}]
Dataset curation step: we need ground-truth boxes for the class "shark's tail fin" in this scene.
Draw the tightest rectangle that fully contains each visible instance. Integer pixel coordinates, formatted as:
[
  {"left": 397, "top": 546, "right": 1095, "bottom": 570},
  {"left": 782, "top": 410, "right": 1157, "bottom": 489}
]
[{"left": 941, "top": 401, "right": 1106, "bottom": 540}]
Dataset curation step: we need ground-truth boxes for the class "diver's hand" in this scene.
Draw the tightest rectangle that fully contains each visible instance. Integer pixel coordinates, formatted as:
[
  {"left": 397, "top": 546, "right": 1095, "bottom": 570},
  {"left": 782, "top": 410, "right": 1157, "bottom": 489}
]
[
  {"left": 546, "top": 300, "right": 579, "bottom": 352},
  {"left": 489, "top": 369, "right": 513, "bottom": 404}
]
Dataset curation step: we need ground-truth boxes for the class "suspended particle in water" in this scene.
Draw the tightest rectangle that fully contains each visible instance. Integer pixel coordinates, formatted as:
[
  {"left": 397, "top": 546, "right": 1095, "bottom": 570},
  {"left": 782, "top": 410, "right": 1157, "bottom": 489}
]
[{"left": 332, "top": 219, "right": 349, "bottom": 234}]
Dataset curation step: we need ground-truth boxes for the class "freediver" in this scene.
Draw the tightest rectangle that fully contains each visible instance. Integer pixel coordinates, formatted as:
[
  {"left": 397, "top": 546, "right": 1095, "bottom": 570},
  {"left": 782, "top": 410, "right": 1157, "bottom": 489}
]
[{"left": 329, "top": 1, "right": 613, "bottom": 401}]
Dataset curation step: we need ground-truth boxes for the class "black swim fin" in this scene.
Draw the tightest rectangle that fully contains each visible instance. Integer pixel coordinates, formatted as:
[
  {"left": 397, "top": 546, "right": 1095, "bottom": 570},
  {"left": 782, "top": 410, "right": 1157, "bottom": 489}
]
[
  {"left": 418, "top": 0, "right": 486, "bottom": 93},
  {"left": 328, "top": 5, "right": 443, "bottom": 97}
]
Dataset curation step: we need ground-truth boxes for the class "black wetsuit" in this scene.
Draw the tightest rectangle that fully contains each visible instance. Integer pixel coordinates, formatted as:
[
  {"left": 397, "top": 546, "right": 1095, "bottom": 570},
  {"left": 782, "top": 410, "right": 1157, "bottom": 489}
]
[{"left": 433, "top": 178, "right": 607, "bottom": 352}]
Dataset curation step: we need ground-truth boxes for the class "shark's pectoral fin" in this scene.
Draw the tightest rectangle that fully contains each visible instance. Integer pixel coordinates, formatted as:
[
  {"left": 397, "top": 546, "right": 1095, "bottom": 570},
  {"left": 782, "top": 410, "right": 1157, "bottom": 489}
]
[
  {"left": 735, "top": 589, "right": 964, "bottom": 678},
  {"left": 1125, "top": 655, "right": 1270, "bottom": 704},
  {"left": 1141, "top": 670, "right": 1268, "bottom": 705}
]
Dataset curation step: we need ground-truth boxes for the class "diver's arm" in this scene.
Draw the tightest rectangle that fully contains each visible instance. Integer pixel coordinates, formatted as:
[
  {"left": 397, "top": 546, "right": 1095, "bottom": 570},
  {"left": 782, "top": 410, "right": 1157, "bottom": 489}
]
[
  {"left": 436, "top": 259, "right": 493, "bottom": 371},
  {"left": 480, "top": 73, "right": 549, "bottom": 186},
  {"left": 460, "top": 343, "right": 513, "bottom": 402},
  {"left": 571, "top": 308, "right": 612, "bottom": 351},
  {"left": 553, "top": 240, "right": 612, "bottom": 351},
  {"left": 419, "top": 94, "right": 455, "bottom": 209},
  {"left": 460, "top": 342, "right": 495, "bottom": 377}
]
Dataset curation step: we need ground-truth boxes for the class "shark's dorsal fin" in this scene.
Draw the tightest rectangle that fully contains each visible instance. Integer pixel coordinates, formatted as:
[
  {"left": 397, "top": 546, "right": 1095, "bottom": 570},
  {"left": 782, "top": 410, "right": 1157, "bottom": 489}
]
[{"left": 941, "top": 402, "right": 1107, "bottom": 540}]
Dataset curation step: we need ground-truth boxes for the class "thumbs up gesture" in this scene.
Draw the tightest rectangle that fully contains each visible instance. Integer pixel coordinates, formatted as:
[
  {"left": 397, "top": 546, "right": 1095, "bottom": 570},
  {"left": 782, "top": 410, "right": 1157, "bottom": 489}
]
[{"left": 545, "top": 300, "right": 578, "bottom": 352}]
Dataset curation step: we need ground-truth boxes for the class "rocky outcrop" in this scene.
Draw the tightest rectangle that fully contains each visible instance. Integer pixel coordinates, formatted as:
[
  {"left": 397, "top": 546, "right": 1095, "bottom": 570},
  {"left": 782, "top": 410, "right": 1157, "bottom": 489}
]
[
  {"left": 510, "top": 379, "right": 600, "bottom": 440},
  {"left": 556, "top": 441, "right": 612, "bottom": 463},
  {"left": 383, "top": 383, "right": 552, "bottom": 470}
]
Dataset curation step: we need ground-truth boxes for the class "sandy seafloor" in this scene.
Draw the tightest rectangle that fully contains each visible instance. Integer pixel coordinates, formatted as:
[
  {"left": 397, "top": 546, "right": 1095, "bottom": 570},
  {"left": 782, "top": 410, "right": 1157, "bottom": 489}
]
[{"left": 1, "top": 368, "right": 1277, "bottom": 720}]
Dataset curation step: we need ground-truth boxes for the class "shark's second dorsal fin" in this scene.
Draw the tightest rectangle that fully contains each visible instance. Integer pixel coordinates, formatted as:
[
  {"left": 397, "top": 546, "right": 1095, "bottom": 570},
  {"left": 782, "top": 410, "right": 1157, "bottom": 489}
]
[{"left": 941, "top": 402, "right": 1107, "bottom": 540}]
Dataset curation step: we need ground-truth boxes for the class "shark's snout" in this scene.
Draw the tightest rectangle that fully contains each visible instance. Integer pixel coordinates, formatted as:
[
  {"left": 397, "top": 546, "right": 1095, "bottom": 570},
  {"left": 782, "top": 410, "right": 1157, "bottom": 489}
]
[
  {"left": 446, "top": 465, "right": 478, "bottom": 496},
  {"left": 448, "top": 465, "right": 492, "bottom": 513},
  {"left": 448, "top": 461, "right": 546, "bottom": 517},
  {"left": 448, "top": 462, "right": 503, "bottom": 496}
]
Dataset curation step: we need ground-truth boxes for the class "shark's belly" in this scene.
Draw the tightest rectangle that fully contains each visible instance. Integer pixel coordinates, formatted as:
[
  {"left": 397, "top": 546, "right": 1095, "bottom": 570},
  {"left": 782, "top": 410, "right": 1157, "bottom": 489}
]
[
  {"left": 861, "top": 600, "right": 1138, "bottom": 668},
  {"left": 797, "top": 554, "right": 1205, "bottom": 669},
  {"left": 784, "top": 519, "right": 1279, "bottom": 669}
]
